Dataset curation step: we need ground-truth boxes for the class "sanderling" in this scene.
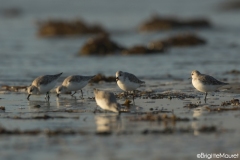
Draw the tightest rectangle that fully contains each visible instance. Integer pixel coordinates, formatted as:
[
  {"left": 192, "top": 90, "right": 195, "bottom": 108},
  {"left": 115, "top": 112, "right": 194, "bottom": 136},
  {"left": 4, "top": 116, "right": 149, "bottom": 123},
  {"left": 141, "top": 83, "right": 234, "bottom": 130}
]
[
  {"left": 27, "top": 73, "right": 62, "bottom": 101},
  {"left": 94, "top": 88, "right": 121, "bottom": 113},
  {"left": 190, "top": 70, "right": 228, "bottom": 101},
  {"left": 56, "top": 75, "right": 95, "bottom": 98},
  {"left": 116, "top": 71, "right": 145, "bottom": 101}
]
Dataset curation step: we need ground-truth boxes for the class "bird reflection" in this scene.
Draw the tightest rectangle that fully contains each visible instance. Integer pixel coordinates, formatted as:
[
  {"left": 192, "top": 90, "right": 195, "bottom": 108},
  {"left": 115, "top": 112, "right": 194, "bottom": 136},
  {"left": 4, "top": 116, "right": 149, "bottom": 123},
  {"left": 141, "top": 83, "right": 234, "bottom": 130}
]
[
  {"left": 193, "top": 108, "right": 203, "bottom": 118},
  {"left": 27, "top": 100, "right": 50, "bottom": 110},
  {"left": 56, "top": 97, "right": 80, "bottom": 108},
  {"left": 191, "top": 106, "right": 207, "bottom": 136},
  {"left": 95, "top": 114, "right": 122, "bottom": 133},
  {"left": 191, "top": 121, "right": 200, "bottom": 136}
]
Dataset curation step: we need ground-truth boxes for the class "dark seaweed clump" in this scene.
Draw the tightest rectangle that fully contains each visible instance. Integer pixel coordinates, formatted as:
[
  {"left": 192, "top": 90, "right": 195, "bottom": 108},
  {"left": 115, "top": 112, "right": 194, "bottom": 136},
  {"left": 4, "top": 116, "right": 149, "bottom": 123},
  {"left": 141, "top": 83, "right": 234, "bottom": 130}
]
[
  {"left": 37, "top": 19, "right": 107, "bottom": 37},
  {"left": 116, "top": 91, "right": 195, "bottom": 101},
  {"left": 0, "top": 106, "right": 5, "bottom": 111},
  {"left": 221, "top": 99, "right": 240, "bottom": 106},
  {"left": 149, "top": 33, "right": 206, "bottom": 48},
  {"left": 141, "top": 125, "right": 217, "bottom": 135},
  {"left": 150, "top": 92, "right": 195, "bottom": 100},
  {"left": 1, "top": 85, "right": 27, "bottom": 91},
  {"left": 184, "top": 103, "right": 200, "bottom": 109},
  {"left": 122, "top": 45, "right": 165, "bottom": 55},
  {"left": 0, "top": 126, "right": 87, "bottom": 136},
  {"left": 139, "top": 15, "right": 211, "bottom": 32},
  {"left": 206, "top": 106, "right": 240, "bottom": 112},
  {"left": 0, "top": 125, "right": 218, "bottom": 136},
  {"left": 218, "top": 0, "right": 240, "bottom": 11},
  {"left": 79, "top": 34, "right": 123, "bottom": 55},
  {"left": 129, "top": 113, "right": 190, "bottom": 122},
  {"left": 4, "top": 115, "right": 79, "bottom": 120},
  {"left": 224, "top": 69, "right": 240, "bottom": 75},
  {"left": 79, "top": 33, "right": 206, "bottom": 56},
  {"left": 90, "top": 73, "right": 116, "bottom": 83}
]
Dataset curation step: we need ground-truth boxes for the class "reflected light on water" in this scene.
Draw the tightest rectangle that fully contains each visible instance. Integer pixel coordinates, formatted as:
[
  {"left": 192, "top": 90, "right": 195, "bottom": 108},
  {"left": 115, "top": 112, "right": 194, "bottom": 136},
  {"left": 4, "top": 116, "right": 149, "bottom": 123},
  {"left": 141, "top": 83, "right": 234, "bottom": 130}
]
[{"left": 95, "top": 114, "right": 121, "bottom": 133}]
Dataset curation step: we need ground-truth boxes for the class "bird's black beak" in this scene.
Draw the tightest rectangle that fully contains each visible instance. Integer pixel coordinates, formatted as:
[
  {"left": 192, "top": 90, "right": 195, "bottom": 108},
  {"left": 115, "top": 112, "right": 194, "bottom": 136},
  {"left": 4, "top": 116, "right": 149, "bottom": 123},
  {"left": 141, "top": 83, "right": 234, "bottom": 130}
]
[
  {"left": 116, "top": 77, "right": 119, "bottom": 82},
  {"left": 57, "top": 94, "right": 60, "bottom": 97},
  {"left": 27, "top": 94, "right": 31, "bottom": 100}
]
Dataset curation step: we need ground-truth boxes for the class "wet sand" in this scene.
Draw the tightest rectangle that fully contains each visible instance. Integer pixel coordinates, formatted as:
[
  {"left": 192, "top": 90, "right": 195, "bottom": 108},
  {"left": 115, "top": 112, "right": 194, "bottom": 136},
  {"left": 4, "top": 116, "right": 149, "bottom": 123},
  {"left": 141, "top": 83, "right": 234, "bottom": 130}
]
[{"left": 0, "top": 80, "right": 239, "bottom": 160}]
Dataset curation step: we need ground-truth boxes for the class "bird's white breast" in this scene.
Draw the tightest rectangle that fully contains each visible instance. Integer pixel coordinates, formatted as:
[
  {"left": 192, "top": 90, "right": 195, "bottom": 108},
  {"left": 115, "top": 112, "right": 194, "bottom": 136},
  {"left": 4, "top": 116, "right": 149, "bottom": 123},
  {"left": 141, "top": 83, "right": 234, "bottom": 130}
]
[
  {"left": 65, "top": 80, "right": 88, "bottom": 91},
  {"left": 95, "top": 97, "right": 118, "bottom": 113},
  {"left": 192, "top": 79, "right": 220, "bottom": 93},
  {"left": 117, "top": 79, "right": 140, "bottom": 91},
  {"left": 38, "top": 80, "right": 58, "bottom": 94}
]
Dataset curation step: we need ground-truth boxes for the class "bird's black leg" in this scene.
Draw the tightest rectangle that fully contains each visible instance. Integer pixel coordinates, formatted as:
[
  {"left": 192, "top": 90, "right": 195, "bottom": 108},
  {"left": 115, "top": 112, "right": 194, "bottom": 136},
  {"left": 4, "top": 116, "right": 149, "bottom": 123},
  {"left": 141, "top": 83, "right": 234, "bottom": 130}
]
[
  {"left": 93, "top": 106, "right": 97, "bottom": 114},
  {"left": 71, "top": 91, "right": 77, "bottom": 97},
  {"left": 125, "top": 91, "right": 128, "bottom": 98},
  {"left": 117, "top": 110, "right": 121, "bottom": 116},
  {"left": 132, "top": 90, "right": 135, "bottom": 103},
  {"left": 45, "top": 92, "right": 50, "bottom": 101},
  {"left": 204, "top": 92, "right": 207, "bottom": 103},
  {"left": 27, "top": 94, "right": 31, "bottom": 100},
  {"left": 80, "top": 90, "right": 83, "bottom": 99}
]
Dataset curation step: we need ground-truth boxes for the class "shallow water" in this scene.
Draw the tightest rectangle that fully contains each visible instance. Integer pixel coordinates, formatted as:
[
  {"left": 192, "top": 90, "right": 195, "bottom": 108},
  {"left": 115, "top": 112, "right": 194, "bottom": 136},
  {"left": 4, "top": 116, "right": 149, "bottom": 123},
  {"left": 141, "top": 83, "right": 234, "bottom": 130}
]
[{"left": 0, "top": 0, "right": 240, "bottom": 159}]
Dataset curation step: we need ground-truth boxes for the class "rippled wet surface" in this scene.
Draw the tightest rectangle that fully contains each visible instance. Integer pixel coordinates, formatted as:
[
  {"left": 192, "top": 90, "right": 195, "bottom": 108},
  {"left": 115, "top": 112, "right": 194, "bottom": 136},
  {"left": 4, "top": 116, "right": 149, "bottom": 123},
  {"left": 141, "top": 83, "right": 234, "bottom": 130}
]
[
  {"left": 0, "top": 81, "right": 240, "bottom": 160},
  {"left": 1, "top": 0, "right": 240, "bottom": 159}
]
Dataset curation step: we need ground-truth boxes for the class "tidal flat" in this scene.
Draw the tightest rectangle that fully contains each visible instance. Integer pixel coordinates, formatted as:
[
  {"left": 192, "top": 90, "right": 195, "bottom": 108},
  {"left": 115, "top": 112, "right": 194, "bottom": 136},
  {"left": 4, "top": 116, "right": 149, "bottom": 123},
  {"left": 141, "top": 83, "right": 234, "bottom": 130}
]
[{"left": 0, "top": 80, "right": 240, "bottom": 160}]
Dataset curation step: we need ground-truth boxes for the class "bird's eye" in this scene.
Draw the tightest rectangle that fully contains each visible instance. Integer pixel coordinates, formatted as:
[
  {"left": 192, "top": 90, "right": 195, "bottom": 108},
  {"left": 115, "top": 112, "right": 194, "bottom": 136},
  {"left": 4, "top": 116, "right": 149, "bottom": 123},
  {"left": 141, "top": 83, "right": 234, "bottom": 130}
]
[
  {"left": 30, "top": 89, "right": 33, "bottom": 92},
  {"left": 59, "top": 89, "right": 61, "bottom": 91},
  {"left": 119, "top": 73, "right": 122, "bottom": 76}
]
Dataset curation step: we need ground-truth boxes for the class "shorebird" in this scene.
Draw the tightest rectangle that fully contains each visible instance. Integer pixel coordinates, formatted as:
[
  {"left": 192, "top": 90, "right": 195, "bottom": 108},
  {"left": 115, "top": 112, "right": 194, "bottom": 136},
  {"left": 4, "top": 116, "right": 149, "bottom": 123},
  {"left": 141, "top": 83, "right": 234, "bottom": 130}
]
[
  {"left": 94, "top": 88, "right": 121, "bottom": 114},
  {"left": 116, "top": 71, "right": 145, "bottom": 102},
  {"left": 56, "top": 75, "right": 95, "bottom": 98},
  {"left": 190, "top": 70, "right": 228, "bottom": 102},
  {"left": 27, "top": 73, "right": 62, "bottom": 101}
]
